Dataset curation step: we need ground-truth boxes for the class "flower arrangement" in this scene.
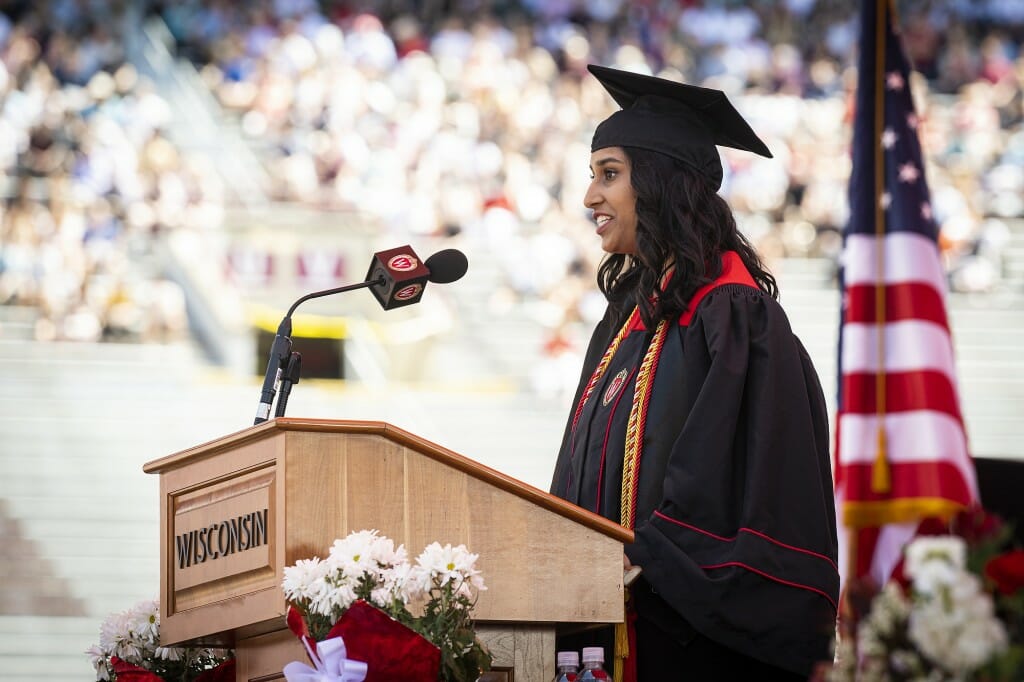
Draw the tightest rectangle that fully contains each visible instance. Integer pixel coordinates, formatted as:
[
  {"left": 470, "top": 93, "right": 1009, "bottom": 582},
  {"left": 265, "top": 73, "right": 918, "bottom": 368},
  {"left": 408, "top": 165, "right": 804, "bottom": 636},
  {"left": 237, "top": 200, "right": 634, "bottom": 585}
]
[
  {"left": 282, "top": 529, "right": 492, "bottom": 682},
  {"left": 85, "top": 599, "right": 234, "bottom": 681},
  {"left": 830, "top": 509, "right": 1024, "bottom": 681}
]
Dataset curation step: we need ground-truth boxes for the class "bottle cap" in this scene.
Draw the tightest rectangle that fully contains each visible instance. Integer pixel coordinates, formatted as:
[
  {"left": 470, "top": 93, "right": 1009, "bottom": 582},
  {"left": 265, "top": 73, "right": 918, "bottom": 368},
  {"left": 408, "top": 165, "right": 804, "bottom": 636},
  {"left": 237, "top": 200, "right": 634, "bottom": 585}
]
[
  {"left": 557, "top": 651, "right": 579, "bottom": 667},
  {"left": 581, "top": 646, "right": 604, "bottom": 663}
]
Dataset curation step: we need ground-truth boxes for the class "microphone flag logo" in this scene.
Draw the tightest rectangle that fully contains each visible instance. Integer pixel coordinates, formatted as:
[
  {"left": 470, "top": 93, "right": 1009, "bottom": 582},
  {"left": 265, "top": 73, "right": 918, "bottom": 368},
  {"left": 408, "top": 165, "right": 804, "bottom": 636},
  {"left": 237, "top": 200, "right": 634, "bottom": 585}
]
[
  {"left": 395, "top": 283, "right": 423, "bottom": 301},
  {"left": 388, "top": 254, "right": 418, "bottom": 272}
]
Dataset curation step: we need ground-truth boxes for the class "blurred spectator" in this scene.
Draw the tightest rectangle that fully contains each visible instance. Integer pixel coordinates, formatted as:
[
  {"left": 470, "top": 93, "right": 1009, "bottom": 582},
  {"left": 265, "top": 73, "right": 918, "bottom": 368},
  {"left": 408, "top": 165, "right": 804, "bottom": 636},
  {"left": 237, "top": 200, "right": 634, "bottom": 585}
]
[
  {"left": 1, "top": 2, "right": 222, "bottom": 343},
  {"left": 4, "top": 0, "right": 1023, "bottom": 375}
]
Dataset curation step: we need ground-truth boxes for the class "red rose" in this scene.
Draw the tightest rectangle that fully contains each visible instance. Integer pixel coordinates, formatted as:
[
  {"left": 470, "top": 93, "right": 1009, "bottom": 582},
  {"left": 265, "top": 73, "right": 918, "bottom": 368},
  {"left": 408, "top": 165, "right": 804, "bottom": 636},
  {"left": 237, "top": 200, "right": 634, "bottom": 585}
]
[
  {"left": 985, "top": 549, "right": 1024, "bottom": 596},
  {"left": 953, "top": 506, "right": 1005, "bottom": 546}
]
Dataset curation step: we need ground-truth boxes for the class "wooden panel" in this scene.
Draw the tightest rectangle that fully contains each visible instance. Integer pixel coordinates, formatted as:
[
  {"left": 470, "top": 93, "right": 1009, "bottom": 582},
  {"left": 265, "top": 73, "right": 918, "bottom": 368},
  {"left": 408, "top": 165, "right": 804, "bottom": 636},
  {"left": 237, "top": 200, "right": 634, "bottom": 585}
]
[
  {"left": 477, "top": 625, "right": 555, "bottom": 682},
  {"left": 172, "top": 468, "right": 274, "bottom": 594},
  {"left": 269, "top": 419, "right": 634, "bottom": 544},
  {"left": 344, "top": 435, "right": 407, "bottom": 540},
  {"left": 237, "top": 629, "right": 303, "bottom": 682},
  {"left": 404, "top": 443, "right": 471, "bottom": 551},
  {"left": 465, "top": 475, "right": 625, "bottom": 623},
  {"left": 158, "top": 434, "right": 287, "bottom": 646},
  {"left": 283, "top": 431, "right": 349, "bottom": 562},
  {"left": 513, "top": 626, "right": 555, "bottom": 682}
]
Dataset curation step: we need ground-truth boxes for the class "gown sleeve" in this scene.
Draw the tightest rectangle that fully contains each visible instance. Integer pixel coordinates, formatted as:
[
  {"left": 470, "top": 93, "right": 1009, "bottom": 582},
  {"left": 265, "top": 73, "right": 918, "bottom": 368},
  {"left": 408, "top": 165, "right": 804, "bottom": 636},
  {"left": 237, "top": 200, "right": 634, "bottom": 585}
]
[{"left": 625, "top": 284, "right": 839, "bottom": 676}]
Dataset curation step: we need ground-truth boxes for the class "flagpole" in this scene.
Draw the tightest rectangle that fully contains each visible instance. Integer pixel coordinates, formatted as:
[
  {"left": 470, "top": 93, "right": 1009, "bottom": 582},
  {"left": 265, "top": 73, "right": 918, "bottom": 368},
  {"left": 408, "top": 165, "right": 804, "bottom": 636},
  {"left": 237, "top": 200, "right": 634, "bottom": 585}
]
[{"left": 872, "top": 0, "right": 891, "bottom": 495}]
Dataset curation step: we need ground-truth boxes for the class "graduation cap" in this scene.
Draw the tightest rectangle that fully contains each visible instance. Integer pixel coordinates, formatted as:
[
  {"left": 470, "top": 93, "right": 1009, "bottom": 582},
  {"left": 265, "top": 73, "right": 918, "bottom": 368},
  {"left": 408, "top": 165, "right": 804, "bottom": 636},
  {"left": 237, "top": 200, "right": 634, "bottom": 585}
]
[{"left": 588, "top": 64, "right": 772, "bottom": 189}]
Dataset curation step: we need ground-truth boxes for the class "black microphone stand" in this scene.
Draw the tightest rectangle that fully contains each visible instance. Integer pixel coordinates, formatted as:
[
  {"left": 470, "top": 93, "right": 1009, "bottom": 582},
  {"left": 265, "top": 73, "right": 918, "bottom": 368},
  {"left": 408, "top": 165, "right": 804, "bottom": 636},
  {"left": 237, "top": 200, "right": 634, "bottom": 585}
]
[
  {"left": 253, "top": 275, "right": 385, "bottom": 425},
  {"left": 274, "top": 351, "right": 302, "bottom": 418}
]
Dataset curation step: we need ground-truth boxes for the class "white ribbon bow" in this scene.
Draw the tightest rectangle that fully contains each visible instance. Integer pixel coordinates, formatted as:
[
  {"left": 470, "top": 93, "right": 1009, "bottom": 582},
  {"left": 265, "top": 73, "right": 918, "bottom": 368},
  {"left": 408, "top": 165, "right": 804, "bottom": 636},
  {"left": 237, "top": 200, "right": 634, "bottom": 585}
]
[{"left": 283, "top": 635, "right": 368, "bottom": 682}]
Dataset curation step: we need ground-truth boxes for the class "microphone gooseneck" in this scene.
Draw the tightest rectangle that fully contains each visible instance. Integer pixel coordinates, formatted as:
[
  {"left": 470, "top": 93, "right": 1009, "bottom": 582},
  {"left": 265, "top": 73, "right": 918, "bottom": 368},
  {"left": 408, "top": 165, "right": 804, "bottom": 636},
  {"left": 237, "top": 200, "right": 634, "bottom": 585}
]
[{"left": 253, "top": 245, "right": 469, "bottom": 425}]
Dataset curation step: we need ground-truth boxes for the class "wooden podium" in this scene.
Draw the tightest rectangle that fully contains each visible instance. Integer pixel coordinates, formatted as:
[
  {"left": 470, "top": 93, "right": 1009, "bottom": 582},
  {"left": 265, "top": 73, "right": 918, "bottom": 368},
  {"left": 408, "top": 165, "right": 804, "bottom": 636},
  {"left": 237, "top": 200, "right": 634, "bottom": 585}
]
[{"left": 143, "top": 418, "right": 632, "bottom": 681}]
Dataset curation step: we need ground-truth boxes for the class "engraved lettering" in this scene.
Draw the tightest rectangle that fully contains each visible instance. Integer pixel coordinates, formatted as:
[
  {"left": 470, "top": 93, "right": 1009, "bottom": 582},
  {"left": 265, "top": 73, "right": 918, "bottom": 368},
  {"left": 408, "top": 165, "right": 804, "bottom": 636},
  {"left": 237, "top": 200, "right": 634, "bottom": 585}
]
[
  {"left": 174, "top": 507, "right": 270, "bottom": 568},
  {"left": 239, "top": 514, "right": 251, "bottom": 550},
  {"left": 175, "top": 531, "right": 194, "bottom": 569}
]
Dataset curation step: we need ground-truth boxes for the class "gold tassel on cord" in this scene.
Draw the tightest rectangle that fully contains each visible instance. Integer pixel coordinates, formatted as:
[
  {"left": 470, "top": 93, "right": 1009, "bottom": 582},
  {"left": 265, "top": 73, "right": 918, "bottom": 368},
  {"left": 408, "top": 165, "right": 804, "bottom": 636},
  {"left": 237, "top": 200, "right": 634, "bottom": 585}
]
[
  {"left": 871, "top": 424, "right": 890, "bottom": 494},
  {"left": 614, "top": 619, "right": 629, "bottom": 682}
]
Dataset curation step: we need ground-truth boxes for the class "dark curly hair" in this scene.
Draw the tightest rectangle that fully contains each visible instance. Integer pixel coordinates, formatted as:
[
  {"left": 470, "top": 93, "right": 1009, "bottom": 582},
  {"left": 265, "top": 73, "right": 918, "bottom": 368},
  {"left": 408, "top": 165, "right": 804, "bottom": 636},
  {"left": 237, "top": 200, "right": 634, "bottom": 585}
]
[{"left": 597, "top": 147, "right": 778, "bottom": 330}]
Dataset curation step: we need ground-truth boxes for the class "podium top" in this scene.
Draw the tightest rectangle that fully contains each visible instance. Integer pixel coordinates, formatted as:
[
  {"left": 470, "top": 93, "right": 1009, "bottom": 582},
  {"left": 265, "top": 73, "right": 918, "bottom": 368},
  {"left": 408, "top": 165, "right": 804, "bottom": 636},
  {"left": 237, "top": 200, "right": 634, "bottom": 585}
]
[{"left": 144, "top": 417, "right": 633, "bottom": 545}]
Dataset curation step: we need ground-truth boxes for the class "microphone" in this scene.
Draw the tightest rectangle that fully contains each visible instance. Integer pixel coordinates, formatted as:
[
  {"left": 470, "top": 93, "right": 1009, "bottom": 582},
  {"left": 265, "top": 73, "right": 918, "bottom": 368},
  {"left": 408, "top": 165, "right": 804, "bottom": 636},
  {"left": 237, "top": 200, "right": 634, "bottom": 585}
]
[
  {"left": 364, "top": 245, "right": 468, "bottom": 309},
  {"left": 254, "top": 316, "right": 293, "bottom": 424},
  {"left": 253, "top": 245, "right": 468, "bottom": 424},
  {"left": 424, "top": 248, "right": 469, "bottom": 284}
]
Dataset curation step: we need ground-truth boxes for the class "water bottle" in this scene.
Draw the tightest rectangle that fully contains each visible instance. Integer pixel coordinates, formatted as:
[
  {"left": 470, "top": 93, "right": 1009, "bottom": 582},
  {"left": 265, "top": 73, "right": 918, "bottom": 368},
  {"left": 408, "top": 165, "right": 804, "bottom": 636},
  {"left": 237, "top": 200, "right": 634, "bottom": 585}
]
[
  {"left": 552, "top": 650, "right": 579, "bottom": 682},
  {"left": 577, "top": 646, "right": 609, "bottom": 680}
]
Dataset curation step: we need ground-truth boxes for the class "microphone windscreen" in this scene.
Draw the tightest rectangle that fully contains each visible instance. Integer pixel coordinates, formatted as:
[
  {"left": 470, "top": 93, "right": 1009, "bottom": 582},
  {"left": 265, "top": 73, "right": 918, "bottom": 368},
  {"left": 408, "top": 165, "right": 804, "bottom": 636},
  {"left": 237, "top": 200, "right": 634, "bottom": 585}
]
[{"left": 424, "top": 249, "right": 469, "bottom": 284}]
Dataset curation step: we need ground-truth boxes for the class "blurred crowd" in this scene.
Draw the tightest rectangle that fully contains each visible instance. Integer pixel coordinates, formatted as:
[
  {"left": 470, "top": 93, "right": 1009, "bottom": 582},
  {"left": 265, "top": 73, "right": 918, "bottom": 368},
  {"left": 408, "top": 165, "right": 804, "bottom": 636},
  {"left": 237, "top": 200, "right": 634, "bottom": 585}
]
[
  {"left": 2, "top": 0, "right": 1023, "bottom": 355},
  {"left": 162, "top": 0, "right": 1023, "bottom": 308},
  {"left": 0, "top": 1, "right": 223, "bottom": 342}
]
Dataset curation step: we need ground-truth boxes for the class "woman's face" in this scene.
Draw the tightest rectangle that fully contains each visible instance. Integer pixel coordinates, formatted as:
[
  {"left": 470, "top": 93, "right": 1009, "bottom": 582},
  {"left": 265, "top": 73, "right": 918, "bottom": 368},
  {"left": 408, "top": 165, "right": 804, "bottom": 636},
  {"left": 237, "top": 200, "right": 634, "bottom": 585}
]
[{"left": 585, "top": 146, "right": 638, "bottom": 255}]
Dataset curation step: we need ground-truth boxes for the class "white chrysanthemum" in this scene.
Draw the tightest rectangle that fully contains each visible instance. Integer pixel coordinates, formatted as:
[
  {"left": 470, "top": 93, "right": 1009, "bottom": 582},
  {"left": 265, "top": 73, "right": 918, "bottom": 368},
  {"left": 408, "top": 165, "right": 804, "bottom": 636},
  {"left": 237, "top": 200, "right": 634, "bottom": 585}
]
[
  {"left": 909, "top": 570, "right": 1009, "bottom": 675},
  {"left": 904, "top": 536, "right": 966, "bottom": 594},
  {"left": 863, "top": 582, "right": 910, "bottom": 639},
  {"left": 85, "top": 644, "right": 109, "bottom": 679},
  {"left": 888, "top": 648, "right": 925, "bottom": 676},
  {"left": 466, "top": 567, "right": 486, "bottom": 593},
  {"left": 98, "top": 611, "right": 130, "bottom": 653},
  {"left": 127, "top": 599, "right": 160, "bottom": 645},
  {"left": 372, "top": 562, "right": 407, "bottom": 602},
  {"left": 370, "top": 586, "right": 395, "bottom": 608},
  {"left": 282, "top": 557, "right": 329, "bottom": 603},
  {"left": 100, "top": 610, "right": 149, "bottom": 662},
  {"left": 311, "top": 578, "right": 357, "bottom": 616},
  {"left": 155, "top": 645, "right": 185, "bottom": 661},
  {"left": 329, "top": 530, "right": 385, "bottom": 578},
  {"left": 413, "top": 542, "right": 483, "bottom": 588},
  {"left": 383, "top": 559, "right": 412, "bottom": 588},
  {"left": 367, "top": 534, "right": 408, "bottom": 568},
  {"left": 403, "top": 563, "right": 433, "bottom": 601}
]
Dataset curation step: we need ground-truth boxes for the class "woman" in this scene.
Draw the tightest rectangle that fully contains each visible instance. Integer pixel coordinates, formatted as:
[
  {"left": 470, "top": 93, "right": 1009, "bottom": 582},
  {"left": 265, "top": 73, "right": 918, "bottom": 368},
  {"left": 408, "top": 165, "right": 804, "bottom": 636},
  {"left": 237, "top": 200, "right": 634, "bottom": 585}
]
[{"left": 551, "top": 65, "right": 839, "bottom": 680}]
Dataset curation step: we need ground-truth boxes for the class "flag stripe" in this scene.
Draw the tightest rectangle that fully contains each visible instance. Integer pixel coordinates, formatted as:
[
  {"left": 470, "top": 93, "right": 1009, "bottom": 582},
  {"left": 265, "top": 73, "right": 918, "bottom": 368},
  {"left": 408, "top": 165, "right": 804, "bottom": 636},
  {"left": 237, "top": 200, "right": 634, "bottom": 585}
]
[
  {"left": 837, "top": 410, "right": 968, "bottom": 465},
  {"left": 844, "top": 282, "right": 949, "bottom": 329},
  {"left": 840, "top": 320, "right": 955, "bottom": 376},
  {"left": 842, "top": 232, "right": 946, "bottom": 289},
  {"left": 867, "top": 522, "right": 917, "bottom": 586},
  {"left": 840, "top": 370, "right": 963, "bottom": 423},
  {"left": 837, "top": 462, "right": 975, "bottom": 504}
]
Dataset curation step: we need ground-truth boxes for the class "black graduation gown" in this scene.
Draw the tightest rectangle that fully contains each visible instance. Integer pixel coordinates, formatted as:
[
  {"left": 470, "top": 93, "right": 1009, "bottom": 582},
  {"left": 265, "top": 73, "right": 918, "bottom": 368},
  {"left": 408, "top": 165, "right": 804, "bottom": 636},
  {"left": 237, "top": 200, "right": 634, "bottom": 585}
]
[{"left": 551, "top": 274, "right": 839, "bottom": 677}]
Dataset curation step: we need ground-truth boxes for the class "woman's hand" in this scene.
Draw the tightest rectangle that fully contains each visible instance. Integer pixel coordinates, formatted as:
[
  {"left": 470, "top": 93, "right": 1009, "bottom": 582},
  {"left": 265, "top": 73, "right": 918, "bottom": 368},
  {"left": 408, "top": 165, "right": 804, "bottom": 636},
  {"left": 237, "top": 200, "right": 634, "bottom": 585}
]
[{"left": 623, "top": 554, "right": 642, "bottom": 586}]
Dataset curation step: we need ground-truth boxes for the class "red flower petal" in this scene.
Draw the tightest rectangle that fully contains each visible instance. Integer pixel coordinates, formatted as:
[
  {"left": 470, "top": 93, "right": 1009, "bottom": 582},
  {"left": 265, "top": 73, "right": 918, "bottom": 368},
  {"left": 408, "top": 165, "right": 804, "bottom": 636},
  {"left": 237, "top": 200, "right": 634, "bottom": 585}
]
[{"left": 985, "top": 549, "right": 1024, "bottom": 596}]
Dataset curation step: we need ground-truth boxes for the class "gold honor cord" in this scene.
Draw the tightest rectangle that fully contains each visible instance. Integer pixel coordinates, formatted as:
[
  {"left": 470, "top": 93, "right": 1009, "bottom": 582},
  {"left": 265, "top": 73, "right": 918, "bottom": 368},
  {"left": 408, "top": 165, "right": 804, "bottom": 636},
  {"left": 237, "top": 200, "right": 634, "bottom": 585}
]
[
  {"left": 872, "top": 0, "right": 891, "bottom": 495},
  {"left": 617, "top": 319, "right": 668, "bottom": 682},
  {"left": 620, "top": 320, "right": 668, "bottom": 529},
  {"left": 571, "top": 312, "right": 635, "bottom": 434},
  {"left": 570, "top": 306, "right": 671, "bottom": 682}
]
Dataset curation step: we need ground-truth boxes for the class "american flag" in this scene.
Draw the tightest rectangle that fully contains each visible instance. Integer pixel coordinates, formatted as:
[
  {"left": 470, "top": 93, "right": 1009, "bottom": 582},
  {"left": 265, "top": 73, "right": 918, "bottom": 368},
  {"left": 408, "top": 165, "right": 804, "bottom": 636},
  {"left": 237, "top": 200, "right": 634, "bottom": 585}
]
[{"left": 834, "top": 0, "right": 979, "bottom": 588}]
